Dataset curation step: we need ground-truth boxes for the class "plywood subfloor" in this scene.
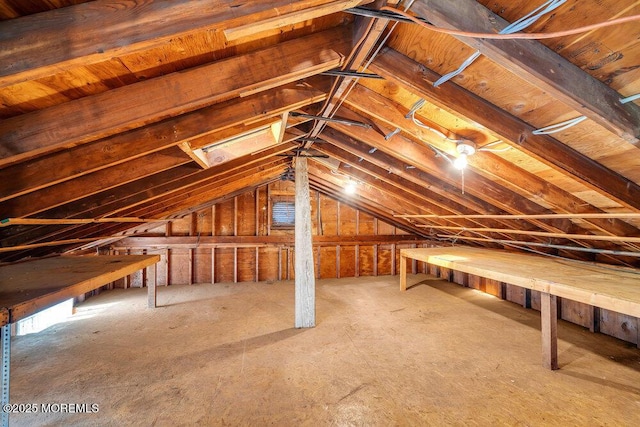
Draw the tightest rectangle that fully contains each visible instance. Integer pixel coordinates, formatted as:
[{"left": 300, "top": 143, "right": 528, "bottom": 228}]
[{"left": 8, "top": 275, "right": 640, "bottom": 426}]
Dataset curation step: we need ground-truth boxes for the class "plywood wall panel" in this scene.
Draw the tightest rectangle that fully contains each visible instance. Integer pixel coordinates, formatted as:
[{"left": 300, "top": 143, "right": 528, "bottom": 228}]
[
  {"left": 339, "top": 204, "right": 357, "bottom": 235},
  {"left": 170, "top": 215, "right": 191, "bottom": 236},
  {"left": 157, "top": 250, "right": 169, "bottom": 286},
  {"left": 215, "top": 247, "right": 235, "bottom": 283},
  {"left": 358, "top": 245, "right": 375, "bottom": 276},
  {"left": 506, "top": 284, "right": 525, "bottom": 306},
  {"left": 193, "top": 247, "right": 212, "bottom": 284},
  {"left": 197, "top": 210, "right": 213, "bottom": 236},
  {"left": 358, "top": 212, "right": 375, "bottom": 235},
  {"left": 169, "top": 248, "right": 190, "bottom": 285},
  {"left": 452, "top": 270, "right": 468, "bottom": 287},
  {"left": 377, "top": 245, "right": 392, "bottom": 276},
  {"left": 599, "top": 310, "right": 639, "bottom": 345},
  {"left": 377, "top": 221, "right": 395, "bottom": 235},
  {"left": 237, "top": 191, "right": 256, "bottom": 236},
  {"left": 484, "top": 279, "right": 503, "bottom": 298},
  {"left": 259, "top": 247, "right": 279, "bottom": 282},
  {"left": 319, "top": 194, "right": 338, "bottom": 235},
  {"left": 215, "top": 199, "right": 235, "bottom": 236},
  {"left": 560, "top": 299, "right": 592, "bottom": 329},
  {"left": 340, "top": 245, "right": 356, "bottom": 278},
  {"left": 320, "top": 246, "right": 337, "bottom": 279},
  {"left": 238, "top": 247, "right": 256, "bottom": 282}
]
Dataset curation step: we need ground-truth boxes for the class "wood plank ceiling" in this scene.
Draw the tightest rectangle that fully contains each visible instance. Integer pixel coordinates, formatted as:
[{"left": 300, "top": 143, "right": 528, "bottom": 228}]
[{"left": 1, "top": 0, "right": 640, "bottom": 266}]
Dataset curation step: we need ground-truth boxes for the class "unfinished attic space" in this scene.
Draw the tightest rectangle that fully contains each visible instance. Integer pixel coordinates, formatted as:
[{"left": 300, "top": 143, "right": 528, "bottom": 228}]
[{"left": 2, "top": 0, "right": 640, "bottom": 425}]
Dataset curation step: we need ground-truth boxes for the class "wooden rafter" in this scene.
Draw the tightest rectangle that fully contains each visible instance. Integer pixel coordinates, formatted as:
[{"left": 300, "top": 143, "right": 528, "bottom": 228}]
[
  {"left": 370, "top": 48, "right": 640, "bottom": 212},
  {"left": 0, "top": 27, "right": 350, "bottom": 166},
  {"left": 0, "top": 0, "right": 371, "bottom": 87},
  {"left": 410, "top": 0, "right": 640, "bottom": 143}
]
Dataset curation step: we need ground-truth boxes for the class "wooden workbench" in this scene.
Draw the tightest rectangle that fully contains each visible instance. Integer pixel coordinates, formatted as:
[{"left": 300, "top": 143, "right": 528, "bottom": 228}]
[
  {"left": 0, "top": 254, "right": 160, "bottom": 326},
  {"left": 399, "top": 247, "right": 640, "bottom": 369}
]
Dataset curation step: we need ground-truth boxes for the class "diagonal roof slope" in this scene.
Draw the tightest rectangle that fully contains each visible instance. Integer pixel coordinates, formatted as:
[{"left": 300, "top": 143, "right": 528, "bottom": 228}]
[{"left": 1, "top": 0, "right": 639, "bottom": 266}]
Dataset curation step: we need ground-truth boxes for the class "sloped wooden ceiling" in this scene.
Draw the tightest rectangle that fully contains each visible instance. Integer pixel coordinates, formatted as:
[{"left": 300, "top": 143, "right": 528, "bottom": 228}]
[{"left": 1, "top": 0, "right": 640, "bottom": 266}]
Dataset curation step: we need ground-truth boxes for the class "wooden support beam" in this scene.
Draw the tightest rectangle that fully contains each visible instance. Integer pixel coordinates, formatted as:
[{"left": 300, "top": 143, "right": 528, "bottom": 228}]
[
  {"left": 295, "top": 157, "right": 316, "bottom": 328},
  {"left": 0, "top": 0, "right": 362, "bottom": 87},
  {"left": 0, "top": 27, "right": 349, "bottom": 166},
  {"left": 115, "top": 234, "right": 424, "bottom": 248},
  {"left": 224, "top": 0, "right": 370, "bottom": 41},
  {"left": 2, "top": 147, "right": 192, "bottom": 218},
  {"left": 420, "top": 225, "right": 640, "bottom": 244},
  {"left": 370, "top": 48, "right": 640, "bottom": 212},
  {"left": 1, "top": 148, "right": 292, "bottom": 248},
  {"left": 541, "top": 292, "right": 559, "bottom": 370},
  {"left": 0, "top": 82, "right": 326, "bottom": 202},
  {"left": 0, "top": 217, "right": 166, "bottom": 227},
  {"left": 325, "top": 114, "right": 573, "bottom": 232},
  {"left": 0, "top": 163, "right": 287, "bottom": 263},
  {"left": 410, "top": 0, "right": 640, "bottom": 143},
  {"left": 343, "top": 84, "right": 640, "bottom": 242},
  {"left": 395, "top": 213, "right": 640, "bottom": 220}
]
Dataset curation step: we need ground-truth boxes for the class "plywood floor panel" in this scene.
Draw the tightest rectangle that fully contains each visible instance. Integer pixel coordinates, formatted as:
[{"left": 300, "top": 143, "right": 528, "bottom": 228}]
[{"left": 7, "top": 276, "right": 640, "bottom": 426}]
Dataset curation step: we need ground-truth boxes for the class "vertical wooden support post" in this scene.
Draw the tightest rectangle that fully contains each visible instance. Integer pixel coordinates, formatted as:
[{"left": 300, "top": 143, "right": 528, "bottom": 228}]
[
  {"left": 399, "top": 252, "right": 407, "bottom": 291},
  {"left": 373, "top": 244, "right": 378, "bottom": 276},
  {"left": 147, "top": 256, "right": 157, "bottom": 308},
  {"left": 166, "top": 248, "right": 171, "bottom": 286},
  {"left": 391, "top": 243, "right": 396, "bottom": 275},
  {"left": 233, "top": 247, "right": 238, "bottom": 283},
  {"left": 355, "top": 244, "right": 360, "bottom": 278},
  {"left": 336, "top": 245, "right": 340, "bottom": 279},
  {"left": 295, "top": 157, "right": 316, "bottom": 328},
  {"left": 541, "top": 292, "right": 559, "bottom": 370},
  {"left": 188, "top": 248, "right": 194, "bottom": 285},
  {"left": 211, "top": 247, "right": 216, "bottom": 284},
  {"left": 147, "top": 268, "right": 157, "bottom": 308}
]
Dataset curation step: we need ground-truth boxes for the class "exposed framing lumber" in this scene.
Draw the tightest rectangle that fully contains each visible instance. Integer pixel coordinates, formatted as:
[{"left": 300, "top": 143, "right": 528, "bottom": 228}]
[
  {"left": 410, "top": 0, "right": 640, "bottom": 143},
  {"left": 324, "top": 113, "right": 576, "bottom": 233},
  {"left": 224, "top": 0, "right": 369, "bottom": 41},
  {"left": 0, "top": 218, "right": 167, "bottom": 227},
  {"left": 115, "top": 235, "right": 424, "bottom": 248},
  {"left": 396, "top": 213, "right": 640, "bottom": 220},
  {"left": 305, "top": 1, "right": 390, "bottom": 141},
  {"left": 0, "top": 237, "right": 125, "bottom": 253},
  {"left": 295, "top": 157, "right": 316, "bottom": 328},
  {"left": 370, "top": 48, "right": 640, "bottom": 211},
  {"left": 0, "top": 0, "right": 367, "bottom": 87},
  {"left": 343, "top": 84, "right": 640, "bottom": 241},
  {"left": 2, "top": 148, "right": 192, "bottom": 218},
  {"left": 0, "top": 153, "right": 292, "bottom": 252},
  {"left": 0, "top": 77, "right": 315, "bottom": 197},
  {"left": 0, "top": 27, "right": 350, "bottom": 167},
  {"left": 419, "top": 225, "right": 640, "bottom": 244}
]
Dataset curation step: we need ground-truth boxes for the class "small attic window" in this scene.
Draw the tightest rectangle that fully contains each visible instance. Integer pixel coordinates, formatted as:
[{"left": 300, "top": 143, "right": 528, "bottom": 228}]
[{"left": 272, "top": 200, "right": 295, "bottom": 229}]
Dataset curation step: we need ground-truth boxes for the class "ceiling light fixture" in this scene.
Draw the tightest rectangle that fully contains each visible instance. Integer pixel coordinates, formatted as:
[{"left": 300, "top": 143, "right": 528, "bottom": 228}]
[
  {"left": 454, "top": 141, "right": 476, "bottom": 170},
  {"left": 344, "top": 180, "right": 357, "bottom": 195}
]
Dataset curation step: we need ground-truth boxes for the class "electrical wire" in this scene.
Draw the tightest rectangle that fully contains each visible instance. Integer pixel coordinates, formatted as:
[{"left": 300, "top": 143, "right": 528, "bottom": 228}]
[
  {"left": 380, "top": 6, "right": 640, "bottom": 40},
  {"left": 477, "top": 140, "right": 512, "bottom": 153},
  {"left": 433, "top": 0, "right": 567, "bottom": 87},
  {"left": 532, "top": 92, "right": 640, "bottom": 135},
  {"left": 532, "top": 116, "right": 587, "bottom": 135}
]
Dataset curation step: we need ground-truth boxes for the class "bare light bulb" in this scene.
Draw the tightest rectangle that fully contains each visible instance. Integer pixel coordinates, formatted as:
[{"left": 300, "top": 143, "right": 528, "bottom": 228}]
[
  {"left": 344, "top": 181, "right": 357, "bottom": 194},
  {"left": 453, "top": 153, "right": 468, "bottom": 170}
]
